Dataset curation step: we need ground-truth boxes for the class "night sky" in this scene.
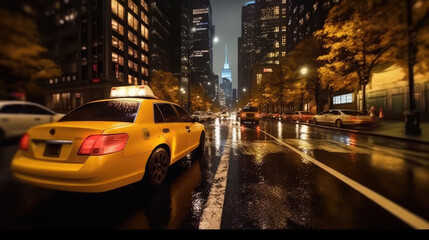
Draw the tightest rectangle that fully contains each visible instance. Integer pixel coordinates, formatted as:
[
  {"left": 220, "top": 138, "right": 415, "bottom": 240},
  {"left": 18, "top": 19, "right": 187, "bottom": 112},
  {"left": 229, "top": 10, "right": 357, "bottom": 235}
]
[{"left": 211, "top": 0, "right": 249, "bottom": 90}]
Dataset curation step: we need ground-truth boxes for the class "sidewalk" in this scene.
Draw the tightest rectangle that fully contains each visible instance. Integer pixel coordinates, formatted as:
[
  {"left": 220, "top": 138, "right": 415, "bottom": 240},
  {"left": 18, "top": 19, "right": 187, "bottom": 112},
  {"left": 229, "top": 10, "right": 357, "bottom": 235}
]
[{"left": 343, "top": 120, "right": 429, "bottom": 144}]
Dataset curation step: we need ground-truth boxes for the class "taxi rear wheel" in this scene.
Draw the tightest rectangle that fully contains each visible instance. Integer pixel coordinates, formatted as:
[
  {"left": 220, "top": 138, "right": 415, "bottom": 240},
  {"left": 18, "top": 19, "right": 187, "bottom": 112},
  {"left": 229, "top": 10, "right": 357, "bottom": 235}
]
[{"left": 145, "top": 147, "right": 170, "bottom": 186}]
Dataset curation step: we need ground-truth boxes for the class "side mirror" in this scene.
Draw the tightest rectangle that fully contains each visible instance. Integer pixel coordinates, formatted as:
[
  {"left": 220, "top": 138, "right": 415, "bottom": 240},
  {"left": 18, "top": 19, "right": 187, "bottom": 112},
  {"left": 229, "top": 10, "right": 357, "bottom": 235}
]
[{"left": 192, "top": 116, "right": 199, "bottom": 122}]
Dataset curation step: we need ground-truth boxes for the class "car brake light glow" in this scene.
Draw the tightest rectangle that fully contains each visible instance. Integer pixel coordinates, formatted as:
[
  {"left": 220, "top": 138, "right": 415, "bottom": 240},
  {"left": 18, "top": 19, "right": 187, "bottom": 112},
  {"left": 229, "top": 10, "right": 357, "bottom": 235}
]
[
  {"left": 78, "top": 134, "right": 128, "bottom": 156},
  {"left": 19, "top": 133, "right": 29, "bottom": 151},
  {"left": 349, "top": 116, "right": 358, "bottom": 120}
]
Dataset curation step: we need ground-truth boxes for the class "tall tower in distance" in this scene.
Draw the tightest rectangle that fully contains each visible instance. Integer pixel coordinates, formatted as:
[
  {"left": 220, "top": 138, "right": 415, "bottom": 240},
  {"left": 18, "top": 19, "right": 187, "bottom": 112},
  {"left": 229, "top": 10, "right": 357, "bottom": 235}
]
[{"left": 220, "top": 45, "right": 232, "bottom": 108}]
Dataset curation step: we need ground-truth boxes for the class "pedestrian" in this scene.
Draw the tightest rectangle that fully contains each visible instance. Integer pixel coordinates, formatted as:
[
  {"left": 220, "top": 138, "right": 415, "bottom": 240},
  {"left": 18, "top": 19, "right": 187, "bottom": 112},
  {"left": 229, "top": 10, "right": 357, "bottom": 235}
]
[{"left": 369, "top": 106, "right": 375, "bottom": 119}]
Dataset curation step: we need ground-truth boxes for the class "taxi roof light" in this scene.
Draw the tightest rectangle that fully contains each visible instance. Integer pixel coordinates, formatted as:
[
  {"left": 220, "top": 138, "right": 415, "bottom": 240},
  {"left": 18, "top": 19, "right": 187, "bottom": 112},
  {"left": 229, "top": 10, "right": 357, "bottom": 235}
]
[{"left": 110, "top": 85, "right": 157, "bottom": 99}]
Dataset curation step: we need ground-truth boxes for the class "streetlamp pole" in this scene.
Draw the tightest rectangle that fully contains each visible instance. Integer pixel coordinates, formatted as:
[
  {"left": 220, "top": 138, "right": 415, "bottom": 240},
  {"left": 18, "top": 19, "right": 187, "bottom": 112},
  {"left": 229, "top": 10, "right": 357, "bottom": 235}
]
[{"left": 404, "top": 0, "right": 421, "bottom": 135}]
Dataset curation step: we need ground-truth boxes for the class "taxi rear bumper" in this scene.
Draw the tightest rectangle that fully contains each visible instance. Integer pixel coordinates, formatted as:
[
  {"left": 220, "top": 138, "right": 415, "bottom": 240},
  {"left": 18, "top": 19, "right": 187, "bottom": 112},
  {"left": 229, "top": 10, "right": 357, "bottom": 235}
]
[{"left": 11, "top": 151, "right": 150, "bottom": 192}]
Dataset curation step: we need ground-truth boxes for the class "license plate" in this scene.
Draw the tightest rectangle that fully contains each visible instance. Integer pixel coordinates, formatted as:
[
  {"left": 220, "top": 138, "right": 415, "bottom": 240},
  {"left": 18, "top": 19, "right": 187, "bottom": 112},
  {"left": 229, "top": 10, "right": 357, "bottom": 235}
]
[
  {"left": 248, "top": 114, "right": 254, "bottom": 117},
  {"left": 44, "top": 143, "right": 62, "bottom": 157}
]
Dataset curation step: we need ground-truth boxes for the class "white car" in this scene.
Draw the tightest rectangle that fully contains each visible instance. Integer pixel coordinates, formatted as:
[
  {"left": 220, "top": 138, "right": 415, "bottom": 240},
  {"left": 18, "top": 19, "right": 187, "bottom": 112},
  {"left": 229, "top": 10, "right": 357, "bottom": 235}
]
[
  {"left": 312, "top": 109, "right": 376, "bottom": 128},
  {"left": 0, "top": 101, "right": 64, "bottom": 141},
  {"left": 191, "top": 111, "right": 207, "bottom": 122},
  {"left": 220, "top": 111, "right": 229, "bottom": 119}
]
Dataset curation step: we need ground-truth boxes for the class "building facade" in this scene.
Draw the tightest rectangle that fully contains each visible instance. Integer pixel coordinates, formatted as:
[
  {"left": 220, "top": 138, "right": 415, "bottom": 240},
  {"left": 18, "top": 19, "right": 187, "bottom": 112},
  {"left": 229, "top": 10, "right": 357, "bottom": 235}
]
[
  {"left": 37, "top": 0, "right": 150, "bottom": 112},
  {"left": 286, "top": 0, "right": 339, "bottom": 53},
  {"left": 191, "top": 0, "right": 216, "bottom": 100}
]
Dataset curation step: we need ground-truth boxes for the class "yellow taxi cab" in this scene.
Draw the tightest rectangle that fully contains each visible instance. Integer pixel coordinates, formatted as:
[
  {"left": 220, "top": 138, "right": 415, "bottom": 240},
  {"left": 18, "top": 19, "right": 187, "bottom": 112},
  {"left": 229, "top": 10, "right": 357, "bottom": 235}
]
[{"left": 10, "top": 85, "right": 205, "bottom": 192}]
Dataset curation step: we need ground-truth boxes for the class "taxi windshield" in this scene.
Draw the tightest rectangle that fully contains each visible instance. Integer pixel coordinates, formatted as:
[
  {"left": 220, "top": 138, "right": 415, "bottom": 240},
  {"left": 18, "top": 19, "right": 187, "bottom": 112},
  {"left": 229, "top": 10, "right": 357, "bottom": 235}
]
[{"left": 59, "top": 100, "right": 140, "bottom": 123}]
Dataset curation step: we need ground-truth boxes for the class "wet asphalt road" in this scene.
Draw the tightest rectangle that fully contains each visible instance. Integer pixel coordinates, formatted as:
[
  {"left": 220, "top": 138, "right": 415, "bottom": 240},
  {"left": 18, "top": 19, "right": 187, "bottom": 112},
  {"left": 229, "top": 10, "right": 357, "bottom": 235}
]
[{"left": 0, "top": 118, "right": 429, "bottom": 229}]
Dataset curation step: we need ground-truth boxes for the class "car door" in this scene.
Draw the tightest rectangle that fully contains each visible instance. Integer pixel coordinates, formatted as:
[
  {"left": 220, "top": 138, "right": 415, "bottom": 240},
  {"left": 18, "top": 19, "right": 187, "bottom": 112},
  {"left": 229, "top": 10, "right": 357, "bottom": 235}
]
[
  {"left": 327, "top": 110, "right": 340, "bottom": 124},
  {"left": 23, "top": 104, "right": 55, "bottom": 126},
  {"left": 0, "top": 104, "right": 27, "bottom": 138},
  {"left": 155, "top": 103, "right": 188, "bottom": 163},
  {"left": 316, "top": 111, "right": 328, "bottom": 123},
  {"left": 173, "top": 105, "right": 200, "bottom": 151}
]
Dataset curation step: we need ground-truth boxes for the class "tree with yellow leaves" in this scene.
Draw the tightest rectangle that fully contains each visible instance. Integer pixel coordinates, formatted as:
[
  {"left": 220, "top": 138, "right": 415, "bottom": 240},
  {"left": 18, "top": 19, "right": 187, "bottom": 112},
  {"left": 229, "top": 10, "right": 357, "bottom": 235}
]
[
  {"left": 315, "top": 0, "right": 394, "bottom": 111},
  {"left": 149, "top": 70, "right": 180, "bottom": 104},
  {"left": 0, "top": 8, "right": 61, "bottom": 99}
]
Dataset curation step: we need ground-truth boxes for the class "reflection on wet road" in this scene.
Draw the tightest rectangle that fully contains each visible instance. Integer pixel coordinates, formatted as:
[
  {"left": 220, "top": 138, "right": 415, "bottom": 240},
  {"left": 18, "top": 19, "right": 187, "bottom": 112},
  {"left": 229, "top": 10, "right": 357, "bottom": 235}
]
[{"left": 1, "top": 118, "right": 428, "bottom": 229}]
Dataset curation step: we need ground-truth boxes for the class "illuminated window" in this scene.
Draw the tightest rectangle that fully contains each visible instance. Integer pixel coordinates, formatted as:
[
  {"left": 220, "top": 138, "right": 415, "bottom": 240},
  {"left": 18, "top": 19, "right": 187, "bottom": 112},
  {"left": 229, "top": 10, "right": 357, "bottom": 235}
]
[
  {"left": 333, "top": 93, "right": 353, "bottom": 104},
  {"left": 141, "top": 24, "right": 149, "bottom": 39},
  {"left": 141, "top": 11, "right": 149, "bottom": 24},
  {"left": 141, "top": 0, "right": 149, "bottom": 11},
  {"left": 112, "top": 19, "right": 124, "bottom": 35},
  {"left": 141, "top": 54, "right": 148, "bottom": 64},
  {"left": 141, "top": 40, "right": 149, "bottom": 52},
  {"left": 128, "top": 31, "right": 138, "bottom": 45},
  {"left": 128, "top": 13, "right": 138, "bottom": 31},
  {"left": 128, "top": 0, "right": 138, "bottom": 14},
  {"left": 257, "top": 73, "right": 262, "bottom": 85},
  {"left": 112, "top": 36, "right": 124, "bottom": 51},
  {"left": 111, "top": 0, "right": 124, "bottom": 20}
]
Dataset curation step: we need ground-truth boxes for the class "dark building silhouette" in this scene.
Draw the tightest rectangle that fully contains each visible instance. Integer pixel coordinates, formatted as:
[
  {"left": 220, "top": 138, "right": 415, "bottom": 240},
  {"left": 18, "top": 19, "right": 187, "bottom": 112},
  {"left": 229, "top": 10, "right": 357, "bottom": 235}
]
[
  {"left": 190, "top": 0, "right": 216, "bottom": 100},
  {"left": 36, "top": 0, "right": 150, "bottom": 112}
]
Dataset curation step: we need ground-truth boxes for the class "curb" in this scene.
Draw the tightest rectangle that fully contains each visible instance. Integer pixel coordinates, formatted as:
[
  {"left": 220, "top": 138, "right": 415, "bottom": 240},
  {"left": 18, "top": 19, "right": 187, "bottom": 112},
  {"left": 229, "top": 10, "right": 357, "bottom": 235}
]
[{"left": 270, "top": 119, "right": 429, "bottom": 145}]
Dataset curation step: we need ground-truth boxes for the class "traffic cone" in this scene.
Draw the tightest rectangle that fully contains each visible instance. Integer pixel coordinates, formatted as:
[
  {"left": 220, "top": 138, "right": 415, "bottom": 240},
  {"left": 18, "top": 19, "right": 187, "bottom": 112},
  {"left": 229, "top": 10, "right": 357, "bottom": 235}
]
[{"left": 379, "top": 108, "right": 384, "bottom": 119}]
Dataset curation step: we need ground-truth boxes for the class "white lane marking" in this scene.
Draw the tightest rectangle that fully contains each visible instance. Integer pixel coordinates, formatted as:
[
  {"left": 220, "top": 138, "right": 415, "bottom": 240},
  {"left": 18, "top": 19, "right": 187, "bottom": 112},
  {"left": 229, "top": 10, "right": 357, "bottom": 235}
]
[
  {"left": 199, "top": 128, "right": 231, "bottom": 229},
  {"left": 260, "top": 129, "right": 429, "bottom": 229}
]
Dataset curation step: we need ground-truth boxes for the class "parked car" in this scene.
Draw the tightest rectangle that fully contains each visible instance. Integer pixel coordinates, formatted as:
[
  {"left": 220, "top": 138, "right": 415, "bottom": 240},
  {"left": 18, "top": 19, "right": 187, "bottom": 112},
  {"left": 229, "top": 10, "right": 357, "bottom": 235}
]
[
  {"left": 312, "top": 109, "right": 375, "bottom": 128},
  {"left": 240, "top": 106, "right": 260, "bottom": 124},
  {"left": 192, "top": 111, "right": 207, "bottom": 122},
  {"left": 281, "top": 112, "right": 293, "bottom": 121},
  {"left": 269, "top": 112, "right": 280, "bottom": 120},
  {"left": 260, "top": 112, "right": 269, "bottom": 119},
  {"left": 291, "top": 111, "right": 315, "bottom": 123},
  {"left": 0, "top": 101, "right": 64, "bottom": 141}
]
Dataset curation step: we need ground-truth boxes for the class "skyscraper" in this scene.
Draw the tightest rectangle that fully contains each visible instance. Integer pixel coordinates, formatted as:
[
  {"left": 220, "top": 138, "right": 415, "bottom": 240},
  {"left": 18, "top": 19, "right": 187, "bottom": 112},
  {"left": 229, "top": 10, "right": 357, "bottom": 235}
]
[
  {"left": 191, "top": 0, "right": 216, "bottom": 99},
  {"left": 221, "top": 45, "right": 232, "bottom": 108},
  {"left": 36, "top": 0, "right": 150, "bottom": 112}
]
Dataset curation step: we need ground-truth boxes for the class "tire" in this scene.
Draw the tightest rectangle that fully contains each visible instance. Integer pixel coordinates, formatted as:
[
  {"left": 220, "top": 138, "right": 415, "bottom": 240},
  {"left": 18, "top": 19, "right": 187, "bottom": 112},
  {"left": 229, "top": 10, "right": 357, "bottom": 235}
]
[
  {"left": 335, "top": 119, "right": 343, "bottom": 128},
  {"left": 145, "top": 148, "right": 170, "bottom": 186}
]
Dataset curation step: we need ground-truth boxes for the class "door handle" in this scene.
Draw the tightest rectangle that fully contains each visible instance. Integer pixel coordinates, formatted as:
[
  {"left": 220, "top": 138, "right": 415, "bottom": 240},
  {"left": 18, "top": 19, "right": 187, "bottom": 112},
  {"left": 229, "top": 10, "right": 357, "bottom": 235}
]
[
  {"left": 185, "top": 126, "right": 191, "bottom": 132},
  {"left": 162, "top": 128, "right": 170, "bottom": 133},
  {"left": 185, "top": 126, "right": 190, "bottom": 129}
]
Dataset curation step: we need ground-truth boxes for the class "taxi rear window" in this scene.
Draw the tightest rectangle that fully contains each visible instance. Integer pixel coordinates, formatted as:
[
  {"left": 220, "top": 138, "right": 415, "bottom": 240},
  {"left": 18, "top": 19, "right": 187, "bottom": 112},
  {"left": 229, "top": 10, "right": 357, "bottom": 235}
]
[
  {"left": 242, "top": 106, "right": 258, "bottom": 112},
  {"left": 59, "top": 100, "right": 140, "bottom": 123}
]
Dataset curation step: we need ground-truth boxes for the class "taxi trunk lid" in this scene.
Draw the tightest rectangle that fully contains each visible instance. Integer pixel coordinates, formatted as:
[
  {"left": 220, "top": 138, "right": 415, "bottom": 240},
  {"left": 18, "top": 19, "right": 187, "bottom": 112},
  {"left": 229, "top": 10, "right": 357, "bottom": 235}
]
[{"left": 25, "top": 121, "right": 130, "bottom": 163}]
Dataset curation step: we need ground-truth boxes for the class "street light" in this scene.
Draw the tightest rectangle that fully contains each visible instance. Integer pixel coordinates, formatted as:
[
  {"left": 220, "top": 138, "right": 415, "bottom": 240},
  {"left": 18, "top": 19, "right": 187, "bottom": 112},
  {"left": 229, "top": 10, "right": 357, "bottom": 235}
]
[{"left": 300, "top": 67, "right": 309, "bottom": 76}]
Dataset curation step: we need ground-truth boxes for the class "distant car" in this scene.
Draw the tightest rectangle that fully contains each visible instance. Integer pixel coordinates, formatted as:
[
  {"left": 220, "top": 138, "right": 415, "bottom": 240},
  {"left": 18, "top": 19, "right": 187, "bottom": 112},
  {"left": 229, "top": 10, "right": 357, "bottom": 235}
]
[
  {"left": 11, "top": 85, "right": 205, "bottom": 192},
  {"left": 312, "top": 109, "right": 375, "bottom": 128},
  {"left": 192, "top": 111, "right": 207, "bottom": 122},
  {"left": 291, "top": 111, "right": 315, "bottom": 123},
  {"left": 0, "top": 101, "right": 64, "bottom": 141},
  {"left": 240, "top": 106, "right": 260, "bottom": 124},
  {"left": 260, "top": 112, "right": 268, "bottom": 119},
  {"left": 269, "top": 112, "right": 280, "bottom": 120},
  {"left": 206, "top": 112, "right": 214, "bottom": 121},
  {"left": 220, "top": 111, "right": 229, "bottom": 119},
  {"left": 281, "top": 112, "right": 293, "bottom": 121}
]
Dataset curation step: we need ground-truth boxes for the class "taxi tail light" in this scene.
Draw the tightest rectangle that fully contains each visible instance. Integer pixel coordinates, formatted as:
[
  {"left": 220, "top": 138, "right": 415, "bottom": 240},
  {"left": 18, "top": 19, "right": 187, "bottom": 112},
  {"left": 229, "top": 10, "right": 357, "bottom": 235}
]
[
  {"left": 255, "top": 113, "right": 260, "bottom": 118},
  {"left": 78, "top": 134, "right": 128, "bottom": 156},
  {"left": 19, "top": 133, "right": 30, "bottom": 151},
  {"left": 241, "top": 113, "right": 246, "bottom": 118}
]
